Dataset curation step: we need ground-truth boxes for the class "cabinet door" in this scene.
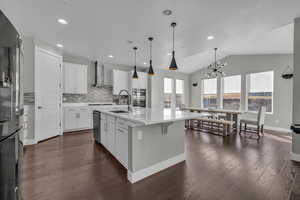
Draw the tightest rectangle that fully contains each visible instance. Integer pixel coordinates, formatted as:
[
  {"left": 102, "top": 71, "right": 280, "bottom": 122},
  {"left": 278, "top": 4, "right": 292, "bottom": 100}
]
[
  {"left": 77, "top": 107, "right": 90, "bottom": 129},
  {"left": 113, "top": 70, "right": 129, "bottom": 95},
  {"left": 100, "top": 114, "right": 107, "bottom": 147},
  {"left": 104, "top": 68, "right": 112, "bottom": 86},
  {"left": 115, "top": 127, "right": 128, "bottom": 168},
  {"left": 75, "top": 66, "right": 88, "bottom": 94},
  {"left": 106, "top": 116, "right": 115, "bottom": 154},
  {"left": 64, "top": 108, "right": 77, "bottom": 131},
  {"left": 63, "top": 63, "right": 76, "bottom": 93}
]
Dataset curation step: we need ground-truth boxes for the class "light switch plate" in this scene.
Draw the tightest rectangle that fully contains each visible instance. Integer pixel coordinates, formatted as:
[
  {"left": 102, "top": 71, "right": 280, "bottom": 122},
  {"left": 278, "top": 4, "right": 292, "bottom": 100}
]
[{"left": 137, "top": 131, "right": 143, "bottom": 140}]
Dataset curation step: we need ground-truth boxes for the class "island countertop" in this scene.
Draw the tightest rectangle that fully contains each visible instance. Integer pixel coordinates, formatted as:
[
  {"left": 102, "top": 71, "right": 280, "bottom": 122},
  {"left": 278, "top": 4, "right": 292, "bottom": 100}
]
[{"left": 94, "top": 107, "right": 208, "bottom": 126}]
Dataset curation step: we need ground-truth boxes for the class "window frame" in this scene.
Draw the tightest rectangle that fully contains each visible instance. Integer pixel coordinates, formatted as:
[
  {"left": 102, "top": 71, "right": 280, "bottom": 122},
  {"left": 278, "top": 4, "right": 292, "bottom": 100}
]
[
  {"left": 246, "top": 70, "right": 274, "bottom": 114},
  {"left": 201, "top": 78, "right": 218, "bottom": 109},
  {"left": 221, "top": 74, "right": 242, "bottom": 111},
  {"left": 175, "top": 79, "right": 185, "bottom": 109}
]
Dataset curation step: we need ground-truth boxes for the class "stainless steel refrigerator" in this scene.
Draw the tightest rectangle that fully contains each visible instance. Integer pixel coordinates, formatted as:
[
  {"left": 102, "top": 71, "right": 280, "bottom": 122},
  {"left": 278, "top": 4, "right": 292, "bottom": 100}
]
[{"left": 0, "top": 10, "right": 23, "bottom": 200}]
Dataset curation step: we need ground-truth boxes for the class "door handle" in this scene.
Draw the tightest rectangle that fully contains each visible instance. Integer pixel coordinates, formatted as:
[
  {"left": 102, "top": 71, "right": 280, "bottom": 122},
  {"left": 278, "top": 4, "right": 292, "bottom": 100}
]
[{"left": 38, "top": 106, "right": 43, "bottom": 109}]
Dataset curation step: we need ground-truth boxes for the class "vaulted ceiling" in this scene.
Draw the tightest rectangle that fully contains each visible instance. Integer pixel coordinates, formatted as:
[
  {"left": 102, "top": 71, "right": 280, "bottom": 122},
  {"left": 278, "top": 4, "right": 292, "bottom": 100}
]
[{"left": 1, "top": 0, "right": 298, "bottom": 73}]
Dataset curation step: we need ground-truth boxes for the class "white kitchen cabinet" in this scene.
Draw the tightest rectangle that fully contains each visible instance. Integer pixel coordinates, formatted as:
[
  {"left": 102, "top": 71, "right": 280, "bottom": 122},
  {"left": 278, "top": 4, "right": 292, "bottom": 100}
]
[
  {"left": 115, "top": 119, "right": 128, "bottom": 168},
  {"left": 101, "top": 113, "right": 108, "bottom": 148},
  {"left": 113, "top": 70, "right": 129, "bottom": 95},
  {"left": 63, "top": 62, "right": 88, "bottom": 94},
  {"left": 106, "top": 115, "right": 116, "bottom": 154},
  {"left": 63, "top": 107, "right": 92, "bottom": 132}
]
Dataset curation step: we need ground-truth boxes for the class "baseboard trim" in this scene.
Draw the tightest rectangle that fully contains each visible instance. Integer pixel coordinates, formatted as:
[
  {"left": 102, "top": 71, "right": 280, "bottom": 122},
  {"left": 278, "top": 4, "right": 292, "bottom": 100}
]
[
  {"left": 290, "top": 152, "right": 300, "bottom": 162},
  {"left": 264, "top": 125, "right": 292, "bottom": 133},
  {"left": 127, "top": 153, "right": 185, "bottom": 183},
  {"left": 23, "top": 139, "right": 37, "bottom": 146}
]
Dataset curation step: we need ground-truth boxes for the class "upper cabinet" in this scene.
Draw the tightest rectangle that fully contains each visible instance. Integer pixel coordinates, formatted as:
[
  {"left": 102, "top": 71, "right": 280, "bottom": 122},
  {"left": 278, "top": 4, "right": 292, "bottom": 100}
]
[
  {"left": 130, "top": 71, "right": 147, "bottom": 90},
  {"left": 63, "top": 62, "right": 88, "bottom": 94},
  {"left": 113, "top": 70, "right": 129, "bottom": 95}
]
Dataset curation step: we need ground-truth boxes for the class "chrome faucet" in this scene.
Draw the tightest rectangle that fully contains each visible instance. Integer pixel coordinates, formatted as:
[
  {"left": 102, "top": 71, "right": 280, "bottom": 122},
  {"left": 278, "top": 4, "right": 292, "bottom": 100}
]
[{"left": 118, "top": 89, "right": 132, "bottom": 112}]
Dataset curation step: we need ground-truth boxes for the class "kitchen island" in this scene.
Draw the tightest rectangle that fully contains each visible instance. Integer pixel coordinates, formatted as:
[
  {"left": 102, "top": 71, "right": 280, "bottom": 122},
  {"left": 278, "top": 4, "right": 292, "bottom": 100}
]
[{"left": 94, "top": 107, "right": 205, "bottom": 183}]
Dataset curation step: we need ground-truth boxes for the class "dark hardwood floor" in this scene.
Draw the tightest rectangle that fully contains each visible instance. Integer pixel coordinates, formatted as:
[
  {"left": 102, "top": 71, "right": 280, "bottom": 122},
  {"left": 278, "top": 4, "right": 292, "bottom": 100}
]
[{"left": 23, "top": 129, "right": 300, "bottom": 200}]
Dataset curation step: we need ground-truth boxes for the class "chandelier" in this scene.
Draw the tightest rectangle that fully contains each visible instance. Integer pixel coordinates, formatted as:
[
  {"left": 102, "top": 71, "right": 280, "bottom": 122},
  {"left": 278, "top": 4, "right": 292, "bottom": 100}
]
[{"left": 205, "top": 48, "right": 226, "bottom": 78}]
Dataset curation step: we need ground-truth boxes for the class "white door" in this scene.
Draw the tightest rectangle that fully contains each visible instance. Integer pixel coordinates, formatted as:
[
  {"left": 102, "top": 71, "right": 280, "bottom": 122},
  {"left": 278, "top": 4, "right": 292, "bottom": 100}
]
[{"left": 35, "top": 47, "right": 62, "bottom": 142}]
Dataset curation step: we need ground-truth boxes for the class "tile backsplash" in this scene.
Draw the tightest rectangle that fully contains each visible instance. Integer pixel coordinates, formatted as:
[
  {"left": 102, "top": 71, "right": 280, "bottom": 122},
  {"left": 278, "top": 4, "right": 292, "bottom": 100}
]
[{"left": 63, "top": 86, "right": 113, "bottom": 103}]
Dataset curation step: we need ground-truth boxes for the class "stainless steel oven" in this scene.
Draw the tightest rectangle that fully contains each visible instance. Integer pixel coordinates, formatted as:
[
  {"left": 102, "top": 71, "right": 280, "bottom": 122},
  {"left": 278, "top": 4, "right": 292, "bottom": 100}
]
[{"left": 132, "top": 88, "right": 146, "bottom": 108}]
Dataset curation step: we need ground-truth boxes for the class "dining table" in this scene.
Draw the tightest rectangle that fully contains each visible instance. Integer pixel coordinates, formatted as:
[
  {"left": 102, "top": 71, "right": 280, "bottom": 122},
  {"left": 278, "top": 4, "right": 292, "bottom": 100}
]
[{"left": 183, "top": 107, "right": 244, "bottom": 132}]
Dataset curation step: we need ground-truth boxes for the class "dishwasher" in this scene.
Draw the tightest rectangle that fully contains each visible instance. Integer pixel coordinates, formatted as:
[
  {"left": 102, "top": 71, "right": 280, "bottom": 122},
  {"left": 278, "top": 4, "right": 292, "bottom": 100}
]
[{"left": 93, "top": 111, "right": 101, "bottom": 143}]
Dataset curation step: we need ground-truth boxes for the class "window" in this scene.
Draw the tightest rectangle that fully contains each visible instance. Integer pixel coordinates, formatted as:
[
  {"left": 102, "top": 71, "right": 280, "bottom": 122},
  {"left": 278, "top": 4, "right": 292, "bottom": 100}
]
[
  {"left": 164, "top": 78, "right": 173, "bottom": 108},
  {"left": 176, "top": 79, "right": 184, "bottom": 109},
  {"left": 223, "top": 75, "right": 241, "bottom": 110},
  {"left": 203, "top": 78, "right": 217, "bottom": 108},
  {"left": 247, "top": 71, "right": 273, "bottom": 113}
]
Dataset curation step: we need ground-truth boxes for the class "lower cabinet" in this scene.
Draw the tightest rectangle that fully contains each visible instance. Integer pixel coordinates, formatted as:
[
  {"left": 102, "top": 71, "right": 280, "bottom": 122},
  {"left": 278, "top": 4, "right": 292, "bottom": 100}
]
[
  {"left": 63, "top": 107, "right": 92, "bottom": 132},
  {"left": 106, "top": 115, "right": 116, "bottom": 154},
  {"left": 100, "top": 114, "right": 128, "bottom": 168},
  {"left": 115, "top": 127, "right": 128, "bottom": 168}
]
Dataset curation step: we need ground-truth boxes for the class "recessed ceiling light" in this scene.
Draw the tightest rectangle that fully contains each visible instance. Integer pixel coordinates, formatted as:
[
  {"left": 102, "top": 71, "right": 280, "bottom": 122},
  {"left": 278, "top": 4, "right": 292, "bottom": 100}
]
[
  {"left": 167, "top": 52, "right": 172, "bottom": 56},
  {"left": 57, "top": 18, "right": 68, "bottom": 25},
  {"left": 162, "top": 9, "right": 172, "bottom": 16},
  {"left": 56, "top": 44, "right": 63, "bottom": 48},
  {"left": 207, "top": 35, "right": 215, "bottom": 40},
  {"left": 108, "top": 55, "right": 114, "bottom": 58},
  {"left": 143, "top": 62, "right": 147, "bottom": 65}
]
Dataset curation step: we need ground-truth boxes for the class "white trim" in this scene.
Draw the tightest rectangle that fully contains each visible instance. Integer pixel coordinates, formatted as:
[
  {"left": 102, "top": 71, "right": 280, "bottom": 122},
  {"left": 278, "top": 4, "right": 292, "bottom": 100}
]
[
  {"left": 264, "top": 125, "right": 292, "bottom": 133},
  {"left": 23, "top": 139, "right": 37, "bottom": 146},
  {"left": 127, "top": 153, "right": 185, "bottom": 183},
  {"left": 290, "top": 152, "right": 300, "bottom": 162}
]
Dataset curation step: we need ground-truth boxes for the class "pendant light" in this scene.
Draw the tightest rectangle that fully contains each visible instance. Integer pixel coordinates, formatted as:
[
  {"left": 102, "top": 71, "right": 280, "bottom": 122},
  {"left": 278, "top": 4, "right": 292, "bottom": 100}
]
[
  {"left": 132, "top": 47, "right": 138, "bottom": 79},
  {"left": 148, "top": 37, "right": 155, "bottom": 75},
  {"left": 169, "top": 22, "right": 178, "bottom": 70},
  {"left": 205, "top": 48, "right": 226, "bottom": 78}
]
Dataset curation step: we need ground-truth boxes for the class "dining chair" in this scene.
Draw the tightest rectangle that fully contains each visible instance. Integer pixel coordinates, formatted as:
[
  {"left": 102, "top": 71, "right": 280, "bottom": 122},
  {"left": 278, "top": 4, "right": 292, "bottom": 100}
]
[{"left": 239, "top": 106, "right": 266, "bottom": 140}]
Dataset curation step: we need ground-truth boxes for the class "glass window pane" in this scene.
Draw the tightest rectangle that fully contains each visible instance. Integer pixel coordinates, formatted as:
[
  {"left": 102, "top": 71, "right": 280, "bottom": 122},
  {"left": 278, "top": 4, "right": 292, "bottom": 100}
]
[
  {"left": 223, "top": 75, "right": 241, "bottom": 110},
  {"left": 176, "top": 79, "right": 184, "bottom": 109},
  {"left": 164, "top": 78, "right": 173, "bottom": 93},
  {"left": 164, "top": 78, "right": 173, "bottom": 108},
  {"left": 248, "top": 71, "right": 273, "bottom": 112},
  {"left": 203, "top": 78, "right": 217, "bottom": 108}
]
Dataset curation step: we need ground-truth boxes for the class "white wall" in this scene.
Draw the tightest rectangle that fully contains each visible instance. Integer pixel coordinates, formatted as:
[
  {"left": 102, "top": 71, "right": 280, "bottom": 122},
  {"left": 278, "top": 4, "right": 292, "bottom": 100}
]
[
  {"left": 190, "top": 54, "right": 293, "bottom": 131},
  {"left": 150, "top": 69, "right": 190, "bottom": 109}
]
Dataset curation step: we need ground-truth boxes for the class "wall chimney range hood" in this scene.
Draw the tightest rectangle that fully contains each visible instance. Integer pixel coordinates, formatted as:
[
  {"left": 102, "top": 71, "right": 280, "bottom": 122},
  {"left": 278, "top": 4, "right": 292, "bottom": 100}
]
[{"left": 93, "top": 61, "right": 108, "bottom": 88}]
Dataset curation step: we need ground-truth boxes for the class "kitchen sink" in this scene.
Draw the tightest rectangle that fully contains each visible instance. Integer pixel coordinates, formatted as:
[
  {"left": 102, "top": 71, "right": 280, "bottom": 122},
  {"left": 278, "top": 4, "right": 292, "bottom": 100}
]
[{"left": 109, "top": 110, "right": 129, "bottom": 114}]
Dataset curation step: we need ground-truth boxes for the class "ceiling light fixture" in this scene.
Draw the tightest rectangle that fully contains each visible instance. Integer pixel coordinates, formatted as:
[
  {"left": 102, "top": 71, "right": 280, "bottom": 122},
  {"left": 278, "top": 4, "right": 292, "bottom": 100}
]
[
  {"left": 169, "top": 22, "right": 178, "bottom": 70},
  {"left": 162, "top": 9, "right": 172, "bottom": 16},
  {"left": 132, "top": 47, "right": 138, "bottom": 79},
  {"left": 108, "top": 55, "right": 114, "bottom": 58},
  {"left": 57, "top": 18, "right": 68, "bottom": 25},
  {"left": 148, "top": 37, "right": 155, "bottom": 76},
  {"left": 143, "top": 62, "right": 147, "bottom": 65},
  {"left": 207, "top": 35, "right": 215, "bottom": 40},
  {"left": 56, "top": 43, "right": 63, "bottom": 48},
  {"left": 205, "top": 48, "right": 226, "bottom": 78}
]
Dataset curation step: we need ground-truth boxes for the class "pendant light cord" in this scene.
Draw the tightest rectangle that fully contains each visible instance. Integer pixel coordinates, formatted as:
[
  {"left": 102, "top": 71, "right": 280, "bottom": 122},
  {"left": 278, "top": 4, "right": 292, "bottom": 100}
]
[
  {"left": 172, "top": 25, "right": 175, "bottom": 52},
  {"left": 214, "top": 48, "right": 217, "bottom": 68},
  {"left": 134, "top": 47, "right": 137, "bottom": 67},
  {"left": 150, "top": 40, "right": 152, "bottom": 60}
]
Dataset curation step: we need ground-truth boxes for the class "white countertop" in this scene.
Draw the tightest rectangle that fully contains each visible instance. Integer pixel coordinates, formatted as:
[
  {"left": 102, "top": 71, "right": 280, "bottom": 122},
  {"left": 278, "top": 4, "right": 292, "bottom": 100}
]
[
  {"left": 63, "top": 102, "right": 115, "bottom": 107},
  {"left": 95, "top": 107, "right": 208, "bottom": 126}
]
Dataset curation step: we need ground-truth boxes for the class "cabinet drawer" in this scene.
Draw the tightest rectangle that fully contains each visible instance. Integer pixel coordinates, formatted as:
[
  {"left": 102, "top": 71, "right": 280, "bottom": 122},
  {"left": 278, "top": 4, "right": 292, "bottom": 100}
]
[{"left": 116, "top": 118, "right": 128, "bottom": 130}]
